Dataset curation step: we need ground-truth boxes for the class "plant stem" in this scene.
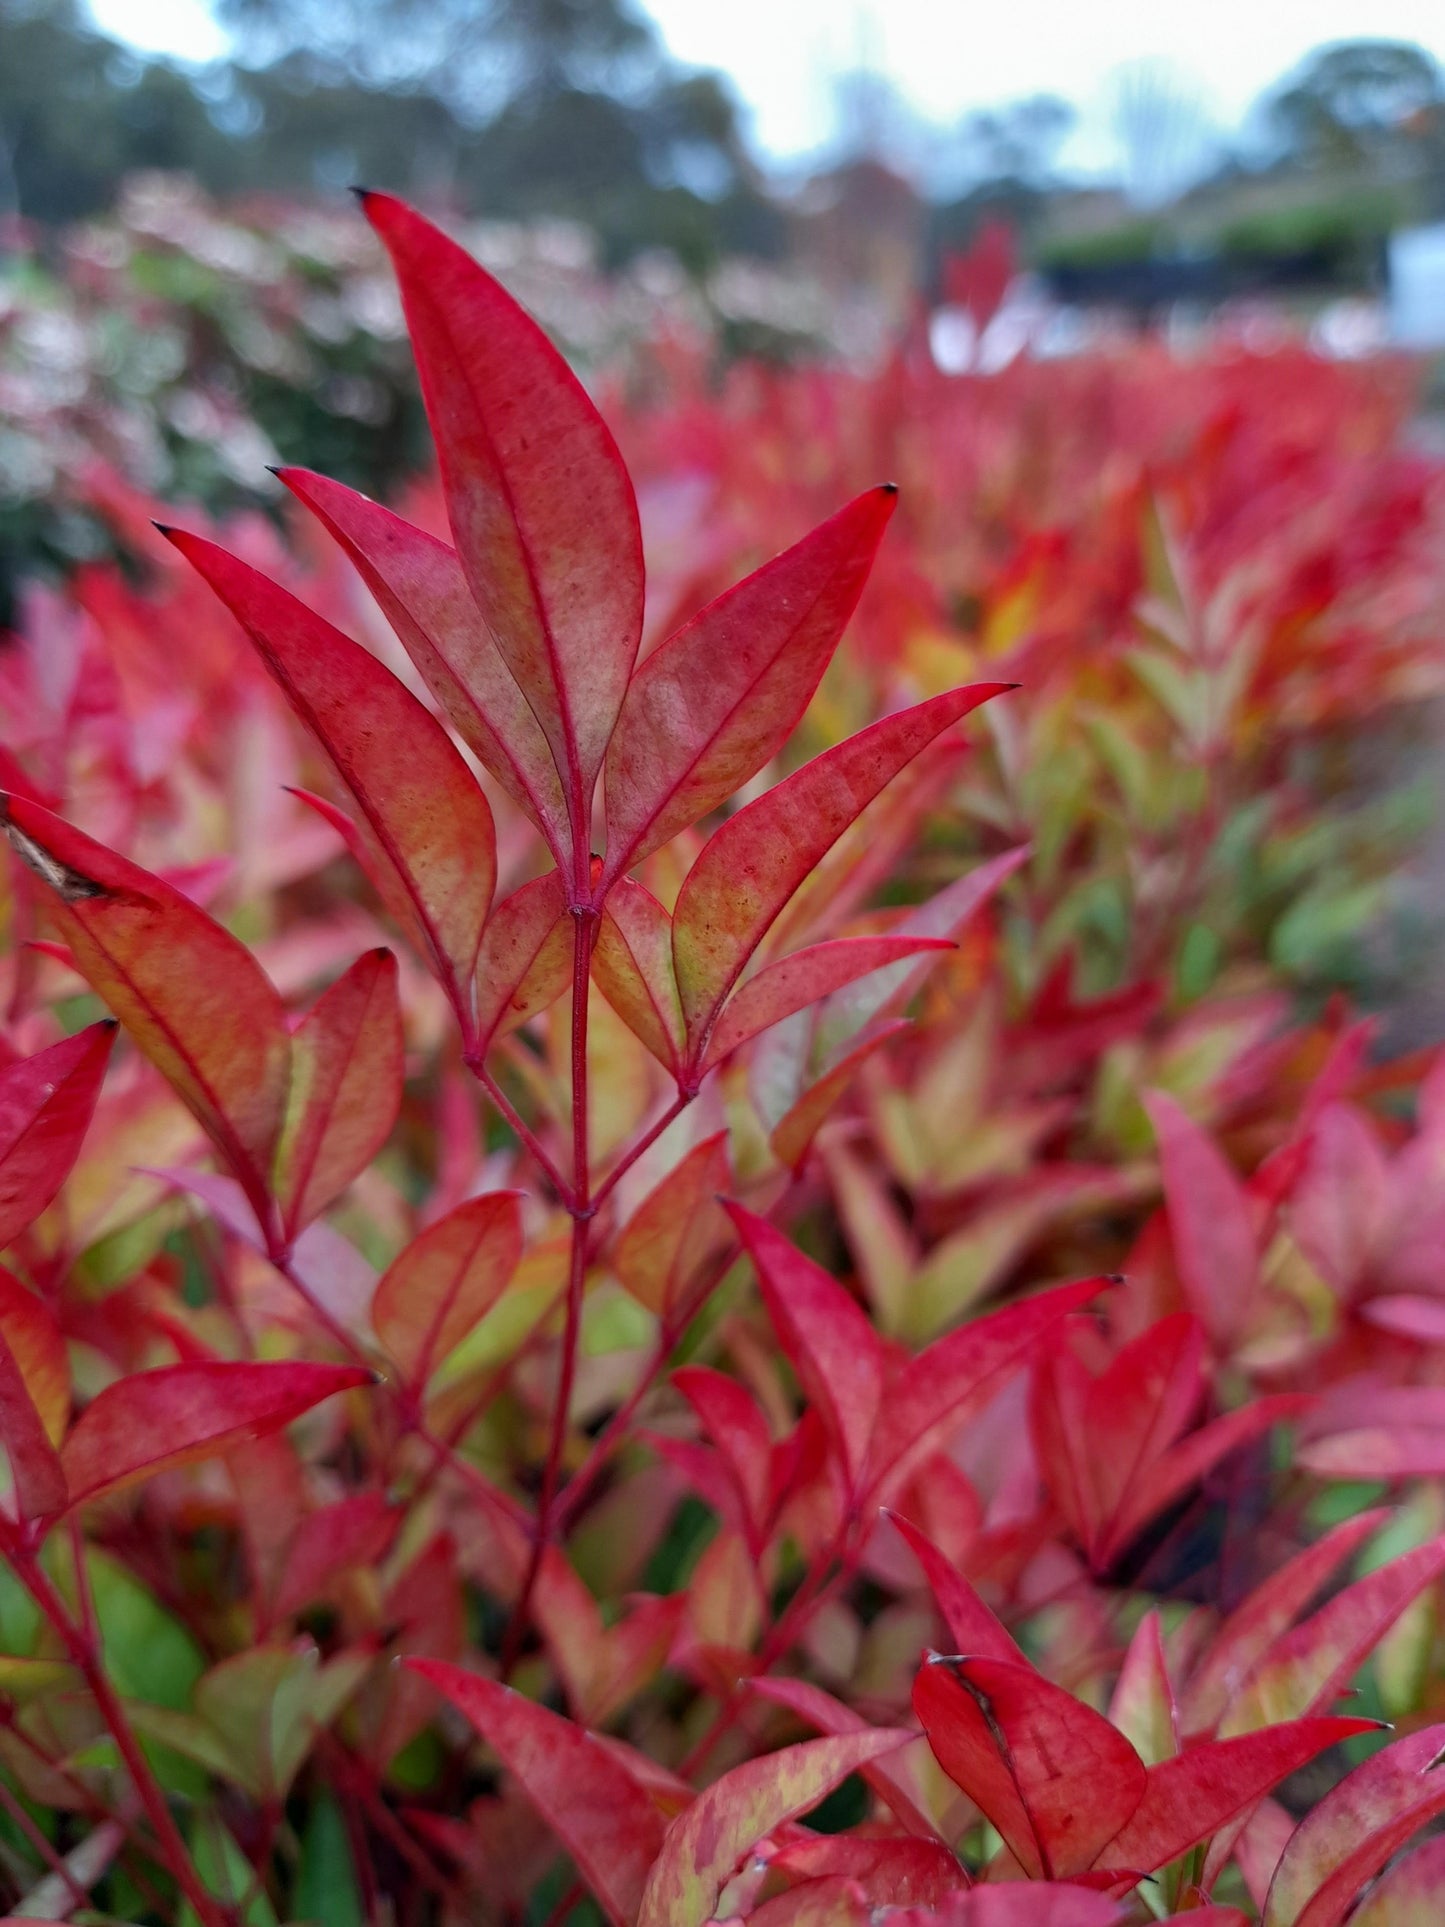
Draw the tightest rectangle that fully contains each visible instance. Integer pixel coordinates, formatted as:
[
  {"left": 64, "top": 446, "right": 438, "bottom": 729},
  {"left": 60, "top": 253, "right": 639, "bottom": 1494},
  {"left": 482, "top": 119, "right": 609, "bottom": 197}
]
[
  {"left": 11, "top": 1546, "right": 233, "bottom": 1927},
  {"left": 467, "top": 1056, "right": 574, "bottom": 1206},
  {"left": 590, "top": 1087, "right": 694, "bottom": 1215}
]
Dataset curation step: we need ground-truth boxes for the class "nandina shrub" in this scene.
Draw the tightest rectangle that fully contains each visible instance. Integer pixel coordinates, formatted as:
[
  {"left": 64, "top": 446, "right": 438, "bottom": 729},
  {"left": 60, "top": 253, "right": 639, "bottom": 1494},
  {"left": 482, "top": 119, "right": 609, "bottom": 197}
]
[{"left": 2, "top": 195, "right": 1445, "bottom": 1926}]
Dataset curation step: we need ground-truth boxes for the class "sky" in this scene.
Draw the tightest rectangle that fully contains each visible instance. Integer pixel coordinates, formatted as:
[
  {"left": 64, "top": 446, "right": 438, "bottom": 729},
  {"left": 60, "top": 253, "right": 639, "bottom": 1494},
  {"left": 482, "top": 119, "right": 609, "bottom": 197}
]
[{"left": 90, "top": 0, "right": 1445, "bottom": 173}]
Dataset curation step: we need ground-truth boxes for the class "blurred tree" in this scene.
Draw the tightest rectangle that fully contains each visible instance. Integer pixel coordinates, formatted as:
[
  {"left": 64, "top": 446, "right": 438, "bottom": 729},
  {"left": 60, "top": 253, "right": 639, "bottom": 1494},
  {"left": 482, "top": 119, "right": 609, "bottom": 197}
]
[{"left": 1268, "top": 39, "right": 1444, "bottom": 169}]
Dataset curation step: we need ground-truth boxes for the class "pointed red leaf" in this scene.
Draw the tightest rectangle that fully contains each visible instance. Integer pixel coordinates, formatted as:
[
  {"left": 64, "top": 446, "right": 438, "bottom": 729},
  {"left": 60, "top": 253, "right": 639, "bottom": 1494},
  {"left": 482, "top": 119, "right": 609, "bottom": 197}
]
[
  {"left": 1100, "top": 1717, "right": 1377, "bottom": 1875},
  {"left": 1109, "top": 1612, "right": 1178, "bottom": 1768},
  {"left": 727, "top": 1203, "right": 884, "bottom": 1491},
  {"left": 1180, "top": 1509, "right": 1390, "bottom": 1736},
  {"left": 610, "top": 1133, "right": 733, "bottom": 1319},
  {"left": 864, "top": 1276, "right": 1110, "bottom": 1500},
  {"left": 408, "top": 1660, "right": 667, "bottom": 1927},
  {"left": 914, "top": 1655, "right": 1147, "bottom": 1880},
  {"left": 61, "top": 1361, "right": 370, "bottom": 1508},
  {"left": 770, "top": 1018, "right": 912, "bottom": 1173},
  {"left": 767, "top": 1834, "right": 966, "bottom": 1907},
  {"left": 602, "top": 486, "right": 896, "bottom": 882},
  {"left": 2, "top": 797, "right": 289, "bottom": 1217},
  {"left": 674, "top": 1365, "right": 773, "bottom": 1543},
  {"left": 277, "top": 467, "right": 568, "bottom": 855},
  {"left": 372, "top": 1192, "right": 524, "bottom": 1387},
  {"left": 0, "top": 1310, "right": 66, "bottom": 1524},
  {"left": 274, "top": 949, "right": 403, "bottom": 1241},
  {"left": 591, "top": 879, "right": 685, "bottom": 1076},
  {"left": 671, "top": 683, "right": 1010, "bottom": 1038},
  {"left": 1145, "top": 1093, "right": 1257, "bottom": 1348},
  {"left": 270, "top": 1491, "right": 400, "bottom": 1623},
  {"left": 636, "top": 1729, "right": 911, "bottom": 1927},
  {"left": 886, "top": 1511, "right": 1022, "bottom": 1663},
  {"left": 701, "top": 936, "right": 952, "bottom": 1073},
  {"left": 748, "top": 1676, "right": 942, "bottom": 1839},
  {"left": 0, "top": 1021, "right": 115, "bottom": 1247},
  {"left": 165, "top": 529, "right": 495, "bottom": 1007},
  {"left": 0, "top": 1267, "right": 67, "bottom": 1446},
  {"left": 361, "top": 191, "right": 643, "bottom": 834},
  {"left": 1263, "top": 1725, "right": 1445, "bottom": 1927},
  {"left": 472, "top": 872, "right": 572, "bottom": 1054}
]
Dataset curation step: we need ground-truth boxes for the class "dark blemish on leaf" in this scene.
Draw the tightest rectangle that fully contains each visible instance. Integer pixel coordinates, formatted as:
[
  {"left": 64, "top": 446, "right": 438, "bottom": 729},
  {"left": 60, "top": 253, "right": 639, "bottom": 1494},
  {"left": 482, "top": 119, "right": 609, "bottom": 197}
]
[{"left": 1, "top": 816, "right": 111, "bottom": 902}]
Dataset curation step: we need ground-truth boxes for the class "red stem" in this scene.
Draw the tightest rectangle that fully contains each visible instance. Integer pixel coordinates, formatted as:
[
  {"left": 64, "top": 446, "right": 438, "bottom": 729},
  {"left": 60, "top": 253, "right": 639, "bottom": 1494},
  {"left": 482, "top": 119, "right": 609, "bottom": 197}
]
[{"left": 590, "top": 1087, "right": 695, "bottom": 1215}]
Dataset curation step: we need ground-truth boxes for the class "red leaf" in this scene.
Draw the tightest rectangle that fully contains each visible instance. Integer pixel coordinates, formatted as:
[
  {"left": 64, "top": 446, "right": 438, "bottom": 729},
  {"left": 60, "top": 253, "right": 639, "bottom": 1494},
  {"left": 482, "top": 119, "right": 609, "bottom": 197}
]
[
  {"left": 700, "top": 935, "right": 952, "bottom": 1073},
  {"left": 277, "top": 467, "right": 569, "bottom": 857},
  {"left": 2, "top": 798, "right": 289, "bottom": 1219},
  {"left": 0, "top": 1312, "right": 66, "bottom": 1525},
  {"left": 472, "top": 872, "right": 572, "bottom": 1055},
  {"left": 0, "top": 1267, "right": 67, "bottom": 1446},
  {"left": 674, "top": 1365, "right": 773, "bottom": 1547},
  {"left": 270, "top": 1490, "right": 399, "bottom": 1624},
  {"left": 1144, "top": 1093, "right": 1258, "bottom": 1347},
  {"left": 602, "top": 486, "right": 897, "bottom": 882},
  {"left": 767, "top": 1833, "right": 966, "bottom": 1906},
  {"left": 371, "top": 1192, "right": 524, "bottom": 1387},
  {"left": 61, "top": 1361, "right": 370, "bottom": 1508},
  {"left": 636, "top": 1729, "right": 911, "bottom": 1927},
  {"left": 165, "top": 529, "right": 495, "bottom": 1010},
  {"left": 0, "top": 1021, "right": 115, "bottom": 1247},
  {"left": 671, "top": 683, "right": 1010, "bottom": 1039},
  {"left": 1180, "top": 1509, "right": 1390, "bottom": 1736},
  {"left": 1347, "top": 1831, "right": 1445, "bottom": 1923},
  {"left": 590, "top": 879, "right": 685, "bottom": 1076},
  {"left": 610, "top": 1133, "right": 733, "bottom": 1319},
  {"left": 769, "top": 1019, "right": 912, "bottom": 1174},
  {"left": 1100, "top": 1717, "right": 1377, "bottom": 1875},
  {"left": 747, "top": 1878, "right": 870, "bottom": 1925},
  {"left": 864, "top": 1276, "right": 1111, "bottom": 1500},
  {"left": 361, "top": 192, "right": 644, "bottom": 844},
  {"left": 408, "top": 1660, "right": 666, "bottom": 1927},
  {"left": 886, "top": 1510, "right": 1022, "bottom": 1663},
  {"left": 1262, "top": 1725, "right": 1445, "bottom": 1927},
  {"left": 914, "top": 1655, "right": 1148, "bottom": 1879},
  {"left": 727, "top": 1203, "right": 884, "bottom": 1491},
  {"left": 274, "top": 949, "right": 403, "bottom": 1241}
]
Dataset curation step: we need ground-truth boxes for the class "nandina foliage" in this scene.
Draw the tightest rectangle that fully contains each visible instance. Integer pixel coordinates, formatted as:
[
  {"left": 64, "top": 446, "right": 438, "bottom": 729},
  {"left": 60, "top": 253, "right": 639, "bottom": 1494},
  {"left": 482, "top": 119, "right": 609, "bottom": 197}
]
[{"left": 1, "top": 195, "right": 1445, "bottom": 1925}]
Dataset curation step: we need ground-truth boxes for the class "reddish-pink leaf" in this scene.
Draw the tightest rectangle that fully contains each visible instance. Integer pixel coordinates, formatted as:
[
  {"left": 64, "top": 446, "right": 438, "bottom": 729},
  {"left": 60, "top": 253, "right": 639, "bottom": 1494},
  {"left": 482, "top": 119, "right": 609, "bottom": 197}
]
[
  {"left": 1144, "top": 1093, "right": 1258, "bottom": 1348},
  {"left": 889, "top": 1896, "right": 1127, "bottom": 1927},
  {"left": 915, "top": 1655, "right": 1147, "bottom": 1880},
  {"left": 2, "top": 797, "right": 289, "bottom": 1217},
  {"left": 361, "top": 191, "right": 643, "bottom": 833},
  {"left": 1262, "top": 1725, "right": 1445, "bottom": 1927},
  {"left": 270, "top": 1491, "right": 399, "bottom": 1624},
  {"left": 727, "top": 1202, "right": 884, "bottom": 1491},
  {"left": 768, "top": 1834, "right": 966, "bottom": 1906},
  {"left": 864, "top": 1276, "right": 1111, "bottom": 1500},
  {"left": 671, "top": 683, "right": 1010, "bottom": 1038},
  {"left": 1221, "top": 1535, "right": 1445, "bottom": 1736},
  {"left": 636, "top": 1729, "right": 911, "bottom": 1927},
  {"left": 700, "top": 935, "right": 952, "bottom": 1073},
  {"left": 164, "top": 528, "right": 495, "bottom": 1008},
  {"left": 0, "top": 1314, "right": 66, "bottom": 1524},
  {"left": 590, "top": 880, "right": 685, "bottom": 1076},
  {"left": 372, "top": 1192, "right": 524, "bottom": 1387},
  {"left": 1348, "top": 1830, "right": 1445, "bottom": 1923},
  {"left": 408, "top": 1660, "right": 666, "bottom": 1927},
  {"left": 0, "top": 1021, "right": 115, "bottom": 1247},
  {"left": 0, "top": 1267, "right": 67, "bottom": 1446},
  {"left": 886, "top": 1511, "right": 1022, "bottom": 1663},
  {"left": 1100, "top": 1717, "right": 1377, "bottom": 1875},
  {"left": 61, "top": 1361, "right": 370, "bottom": 1508},
  {"left": 1180, "top": 1509, "right": 1390, "bottom": 1736},
  {"left": 472, "top": 872, "right": 572, "bottom": 1054},
  {"left": 602, "top": 486, "right": 897, "bottom": 882},
  {"left": 610, "top": 1133, "right": 733, "bottom": 1319},
  {"left": 277, "top": 467, "right": 568, "bottom": 855},
  {"left": 274, "top": 949, "right": 403, "bottom": 1241},
  {"left": 674, "top": 1365, "right": 773, "bottom": 1544},
  {"left": 1109, "top": 1612, "right": 1178, "bottom": 1768},
  {"left": 748, "top": 1676, "right": 942, "bottom": 1839},
  {"left": 769, "top": 1018, "right": 911, "bottom": 1173}
]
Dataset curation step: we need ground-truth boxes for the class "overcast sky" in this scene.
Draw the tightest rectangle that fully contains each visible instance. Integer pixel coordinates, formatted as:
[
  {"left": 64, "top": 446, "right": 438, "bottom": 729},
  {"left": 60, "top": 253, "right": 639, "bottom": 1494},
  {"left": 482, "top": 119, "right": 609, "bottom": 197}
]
[{"left": 91, "top": 0, "right": 1445, "bottom": 173}]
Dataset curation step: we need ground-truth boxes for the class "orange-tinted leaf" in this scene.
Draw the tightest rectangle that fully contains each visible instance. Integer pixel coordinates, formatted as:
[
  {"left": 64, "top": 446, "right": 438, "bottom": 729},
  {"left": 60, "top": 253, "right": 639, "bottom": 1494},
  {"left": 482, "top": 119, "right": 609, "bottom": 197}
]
[
  {"left": 770, "top": 1019, "right": 911, "bottom": 1173},
  {"left": 672, "top": 683, "right": 1010, "bottom": 1037},
  {"left": 1263, "top": 1725, "right": 1445, "bottom": 1927},
  {"left": 727, "top": 1203, "right": 883, "bottom": 1491},
  {"left": 407, "top": 1660, "right": 667, "bottom": 1927},
  {"left": 701, "top": 936, "right": 951, "bottom": 1073},
  {"left": 0, "top": 1021, "right": 115, "bottom": 1247},
  {"left": 914, "top": 1654, "right": 1147, "bottom": 1879},
  {"left": 473, "top": 872, "right": 571, "bottom": 1054},
  {"left": 372, "top": 1192, "right": 523, "bottom": 1387},
  {"left": 591, "top": 880, "right": 685, "bottom": 1076},
  {"left": 2, "top": 797, "right": 289, "bottom": 1217},
  {"left": 636, "top": 1730, "right": 911, "bottom": 1927},
  {"left": 166, "top": 529, "right": 495, "bottom": 1007},
  {"left": 277, "top": 467, "right": 568, "bottom": 854},
  {"left": 362, "top": 192, "right": 643, "bottom": 829},
  {"left": 274, "top": 949, "right": 403, "bottom": 1241},
  {"left": 1145, "top": 1093, "right": 1257, "bottom": 1348},
  {"left": 1101, "top": 1717, "right": 1377, "bottom": 1875},
  {"left": 0, "top": 1315, "right": 65, "bottom": 1524},
  {"left": 865, "top": 1276, "right": 1110, "bottom": 1500},
  {"left": 0, "top": 1268, "right": 67, "bottom": 1446},
  {"left": 602, "top": 486, "right": 897, "bottom": 882},
  {"left": 610, "top": 1134, "right": 733, "bottom": 1319},
  {"left": 61, "top": 1361, "right": 370, "bottom": 1508}
]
